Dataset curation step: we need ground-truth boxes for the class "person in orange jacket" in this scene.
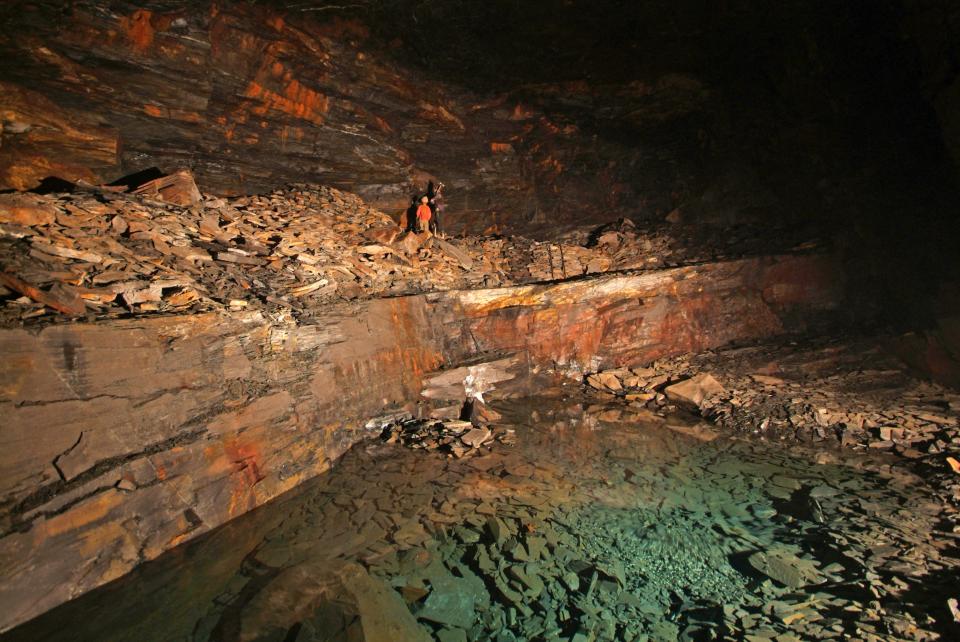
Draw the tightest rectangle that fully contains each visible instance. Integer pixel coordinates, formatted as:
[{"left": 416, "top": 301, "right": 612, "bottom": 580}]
[{"left": 415, "top": 195, "right": 432, "bottom": 233}]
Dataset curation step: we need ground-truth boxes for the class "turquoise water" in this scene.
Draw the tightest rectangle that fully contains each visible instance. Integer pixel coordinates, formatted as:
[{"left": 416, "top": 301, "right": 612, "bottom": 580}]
[{"left": 4, "top": 397, "right": 957, "bottom": 641}]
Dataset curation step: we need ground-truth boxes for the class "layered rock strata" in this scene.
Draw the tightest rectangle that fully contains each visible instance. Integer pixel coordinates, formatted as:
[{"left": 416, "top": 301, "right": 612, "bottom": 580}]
[{"left": 0, "top": 253, "right": 842, "bottom": 631}]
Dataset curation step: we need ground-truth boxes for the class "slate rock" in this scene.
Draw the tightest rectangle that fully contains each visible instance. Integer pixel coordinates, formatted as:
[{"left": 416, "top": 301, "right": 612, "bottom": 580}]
[
  {"left": 238, "top": 559, "right": 431, "bottom": 642},
  {"left": 461, "top": 427, "right": 492, "bottom": 448},
  {"left": 747, "top": 549, "right": 824, "bottom": 588},
  {"left": 665, "top": 373, "right": 726, "bottom": 408},
  {"left": 418, "top": 574, "right": 479, "bottom": 629}
]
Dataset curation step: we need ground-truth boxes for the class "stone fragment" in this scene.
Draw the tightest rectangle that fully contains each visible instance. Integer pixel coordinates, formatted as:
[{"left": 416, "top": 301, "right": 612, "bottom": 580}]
[
  {"left": 132, "top": 169, "right": 202, "bottom": 207},
  {"left": 750, "top": 374, "right": 785, "bottom": 385},
  {"left": 486, "top": 516, "right": 511, "bottom": 545},
  {"left": 396, "top": 231, "right": 425, "bottom": 255},
  {"left": 401, "top": 585, "right": 429, "bottom": 603},
  {"left": 664, "top": 422, "right": 719, "bottom": 441},
  {"left": 238, "top": 559, "right": 430, "bottom": 642},
  {"left": 418, "top": 576, "right": 478, "bottom": 629},
  {"left": 437, "top": 419, "right": 471, "bottom": 436},
  {"left": 468, "top": 400, "right": 503, "bottom": 423},
  {"left": 561, "top": 572, "right": 580, "bottom": 591},
  {"left": 948, "top": 597, "right": 960, "bottom": 623},
  {"left": 0, "top": 193, "right": 57, "bottom": 226},
  {"left": 436, "top": 628, "right": 468, "bottom": 642},
  {"left": 0, "top": 272, "right": 86, "bottom": 315},
  {"left": 433, "top": 237, "right": 474, "bottom": 270},
  {"left": 507, "top": 564, "right": 545, "bottom": 597},
  {"left": 747, "top": 549, "right": 824, "bottom": 588},
  {"left": 364, "top": 224, "right": 401, "bottom": 245},
  {"left": 665, "top": 373, "right": 726, "bottom": 408},
  {"left": 462, "top": 427, "right": 492, "bottom": 448}
]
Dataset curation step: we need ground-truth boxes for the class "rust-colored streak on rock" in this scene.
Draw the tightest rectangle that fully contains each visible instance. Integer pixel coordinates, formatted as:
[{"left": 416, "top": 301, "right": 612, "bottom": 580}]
[
  {"left": 456, "top": 256, "right": 839, "bottom": 373},
  {"left": 119, "top": 9, "right": 156, "bottom": 53},
  {"left": 34, "top": 490, "right": 124, "bottom": 541},
  {"left": 242, "top": 78, "right": 330, "bottom": 125},
  {"left": 0, "top": 81, "right": 119, "bottom": 189},
  {"left": 224, "top": 438, "right": 264, "bottom": 517},
  {"left": 389, "top": 297, "right": 443, "bottom": 382}
]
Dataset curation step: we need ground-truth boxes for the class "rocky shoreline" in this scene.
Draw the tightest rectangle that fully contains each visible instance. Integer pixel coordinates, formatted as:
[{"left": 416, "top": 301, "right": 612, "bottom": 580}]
[{"left": 581, "top": 336, "right": 960, "bottom": 518}]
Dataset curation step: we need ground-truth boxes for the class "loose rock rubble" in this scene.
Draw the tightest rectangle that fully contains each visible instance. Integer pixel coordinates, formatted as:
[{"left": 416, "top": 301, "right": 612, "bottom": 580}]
[
  {"left": 583, "top": 337, "right": 960, "bottom": 514},
  {"left": 0, "top": 172, "right": 823, "bottom": 326},
  {"left": 378, "top": 417, "right": 516, "bottom": 458},
  {"left": 0, "top": 180, "right": 486, "bottom": 323}
]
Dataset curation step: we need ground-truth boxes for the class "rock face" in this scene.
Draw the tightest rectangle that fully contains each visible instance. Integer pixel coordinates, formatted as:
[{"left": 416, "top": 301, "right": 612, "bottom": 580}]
[
  {"left": 0, "top": 252, "right": 842, "bottom": 631},
  {"left": 0, "top": 0, "right": 710, "bottom": 235},
  {"left": 1, "top": 0, "right": 956, "bottom": 338},
  {"left": 903, "top": 0, "right": 960, "bottom": 175},
  {"left": 2, "top": 0, "right": 955, "bottom": 236}
]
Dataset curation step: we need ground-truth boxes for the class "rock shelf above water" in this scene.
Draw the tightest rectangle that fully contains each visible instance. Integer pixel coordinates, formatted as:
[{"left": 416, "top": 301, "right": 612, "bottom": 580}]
[
  {"left": 0, "top": 229, "right": 843, "bottom": 630},
  {"left": 0, "top": 178, "right": 823, "bottom": 326}
]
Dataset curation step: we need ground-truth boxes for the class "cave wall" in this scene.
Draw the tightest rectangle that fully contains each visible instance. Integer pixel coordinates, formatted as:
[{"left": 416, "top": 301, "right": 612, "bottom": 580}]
[
  {"left": 0, "top": 1, "right": 436, "bottom": 205},
  {"left": 0, "top": 0, "right": 711, "bottom": 235},
  {"left": 0, "top": 253, "right": 842, "bottom": 631},
  {"left": 904, "top": 0, "right": 960, "bottom": 175},
  {"left": 2, "top": 1, "right": 956, "bottom": 310}
]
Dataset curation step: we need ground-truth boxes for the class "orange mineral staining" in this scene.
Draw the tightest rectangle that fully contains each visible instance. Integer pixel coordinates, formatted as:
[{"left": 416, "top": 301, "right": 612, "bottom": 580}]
[{"left": 243, "top": 79, "right": 330, "bottom": 125}]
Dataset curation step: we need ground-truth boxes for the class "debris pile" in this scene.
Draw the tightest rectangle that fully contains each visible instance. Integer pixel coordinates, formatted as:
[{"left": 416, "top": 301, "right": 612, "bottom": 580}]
[
  {"left": 0, "top": 181, "right": 489, "bottom": 323},
  {"left": 584, "top": 338, "right": 960, "bottom": 504},
  {"left": 0, "top": 172, "right": 823, "bottom": 325},
  {"left": 379, "top": 418, "right": 516, "bottom": 457}
]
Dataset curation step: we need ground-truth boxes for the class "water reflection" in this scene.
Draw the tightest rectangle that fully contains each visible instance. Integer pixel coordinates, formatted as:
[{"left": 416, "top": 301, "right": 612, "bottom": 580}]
[{"left": 5, "top": 397, "right": 957, "bottom": 641}]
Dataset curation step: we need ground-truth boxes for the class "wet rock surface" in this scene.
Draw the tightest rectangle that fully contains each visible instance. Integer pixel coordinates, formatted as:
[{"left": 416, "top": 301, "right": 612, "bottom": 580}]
[
  {"left": 583, "top": 336, "right": 960, "bottom": 513},
  {"left": 5, "top": 394, "right": 958, "bottom": 641}
]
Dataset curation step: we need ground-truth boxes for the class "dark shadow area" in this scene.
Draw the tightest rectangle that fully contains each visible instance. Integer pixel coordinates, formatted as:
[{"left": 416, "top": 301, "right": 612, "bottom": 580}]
[
  {"left": 29, "top": 176, "right": 77, "bottom": 194},
  {"left": 107, "top": 167, "right": 166, "bottom": 191}
]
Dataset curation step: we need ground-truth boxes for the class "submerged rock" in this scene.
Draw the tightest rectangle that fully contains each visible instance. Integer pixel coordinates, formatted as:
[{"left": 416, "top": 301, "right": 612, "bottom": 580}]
[
  {"left": 417, "top": 571, "right": 484, "bottom": 629},
  {"left": 238, "top": 559, "right": 431, "bottom": 642},
  {"left": 746, "top": 549, "right": 824, "bottom": 589}
]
